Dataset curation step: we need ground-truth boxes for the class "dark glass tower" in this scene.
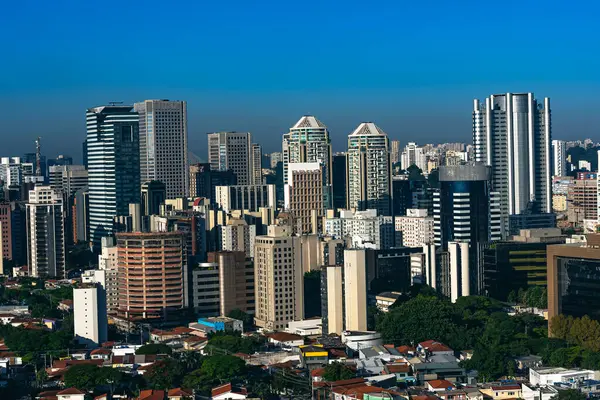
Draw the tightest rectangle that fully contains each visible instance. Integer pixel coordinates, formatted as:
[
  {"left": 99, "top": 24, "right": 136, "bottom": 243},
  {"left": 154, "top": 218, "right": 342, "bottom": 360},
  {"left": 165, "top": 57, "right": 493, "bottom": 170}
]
[{"left": 332, "top": 153, "right": 347, "bottom": 210}]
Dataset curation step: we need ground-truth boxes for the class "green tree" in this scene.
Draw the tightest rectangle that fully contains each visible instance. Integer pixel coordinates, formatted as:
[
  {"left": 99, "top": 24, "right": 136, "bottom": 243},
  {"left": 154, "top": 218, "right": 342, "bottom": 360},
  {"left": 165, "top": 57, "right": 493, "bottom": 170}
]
[
  {"left": 550, "top": 389, "right": 586, "bottom": 400},
  {"left": 322, "top": 362, "right": 355, "bottom": 382},
  {"left": 178, "top": 351, "right": 204, "bottom": 371},
  {"left": 145, "top": 359, "right": 185, "bottom": 390},
  {"left": 550, "top": 315, "right": 572, "bottom": 340},
  {"left": 63, "top": 364, "right": 123, "bottom": 392},
  {"left": 200, "top": 355, "right": 246, "bottom": 380},
  {"left": 136, "top": 343, "right": 173, "bottom": 355},
  {"left": 507, "top": 290, "right": 517, "bottom": 304}
]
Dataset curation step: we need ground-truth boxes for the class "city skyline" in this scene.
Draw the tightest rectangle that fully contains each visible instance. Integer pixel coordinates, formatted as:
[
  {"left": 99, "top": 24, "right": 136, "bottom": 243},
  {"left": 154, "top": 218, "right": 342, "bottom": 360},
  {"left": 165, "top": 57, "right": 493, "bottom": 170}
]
[{"left": 1, "top": 1, "right": 599, "bottom": 158}]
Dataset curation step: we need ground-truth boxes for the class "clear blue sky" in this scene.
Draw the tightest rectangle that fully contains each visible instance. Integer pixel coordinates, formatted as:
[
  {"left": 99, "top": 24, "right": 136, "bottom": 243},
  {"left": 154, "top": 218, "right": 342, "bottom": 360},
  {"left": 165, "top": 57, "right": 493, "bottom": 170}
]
[{"left": 1, "top": 0, "right": 599, "bottom": 161}]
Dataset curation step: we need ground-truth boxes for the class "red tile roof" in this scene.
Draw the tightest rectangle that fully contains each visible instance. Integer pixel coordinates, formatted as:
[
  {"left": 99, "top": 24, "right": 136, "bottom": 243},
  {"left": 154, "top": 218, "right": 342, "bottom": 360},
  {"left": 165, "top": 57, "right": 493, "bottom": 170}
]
[
  {"left": 57, "top": 387, "right": 86, "bottom": 395},
  {"left": 168, "top": 388, "right": 194, "bottom": 397},
  {"left": 311, "top": 367, "right": 326, "bottom": 377},
  {"left": 266, "top": 332, "right": 304, "bottom": 342},
  {"left": 52, "top": 359, "right": 103, "bottom": 369},
  {"left": 386, "top": 363, "right": 410, "bottom": 373},
  {"left": 420, "top": 340, "right": 452, "bottom": 353},
  {"left": 428, "top": 379, "right": 455, "bottom": 389},
  {"left": 211, "top": 383, "right": 247, "bottom": 397},
  {"left": 491, "top": 384, "right": 521, "bottom": 391},
  {"left": 396, "top": 345, "right": 416, "bottom": 353},
  {"left": 90, "top": 348, "right": 112, "bottom": 355},
  {"left": 138, "top": 389, "right": 166, "bottom": 400}
]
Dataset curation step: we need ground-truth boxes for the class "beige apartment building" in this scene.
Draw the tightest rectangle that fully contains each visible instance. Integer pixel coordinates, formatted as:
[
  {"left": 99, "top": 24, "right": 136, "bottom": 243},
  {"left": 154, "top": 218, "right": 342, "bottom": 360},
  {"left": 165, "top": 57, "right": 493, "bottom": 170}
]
[{"left": 284, "top": 162, "right": 325, "bottom": 234}]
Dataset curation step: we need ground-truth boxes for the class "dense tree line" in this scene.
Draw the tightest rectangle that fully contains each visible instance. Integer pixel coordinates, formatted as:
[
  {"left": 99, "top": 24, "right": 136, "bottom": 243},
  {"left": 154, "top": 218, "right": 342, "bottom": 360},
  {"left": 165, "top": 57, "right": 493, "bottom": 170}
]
[{"left": 507, "top": 286, "right": 548, "bottom": 309}]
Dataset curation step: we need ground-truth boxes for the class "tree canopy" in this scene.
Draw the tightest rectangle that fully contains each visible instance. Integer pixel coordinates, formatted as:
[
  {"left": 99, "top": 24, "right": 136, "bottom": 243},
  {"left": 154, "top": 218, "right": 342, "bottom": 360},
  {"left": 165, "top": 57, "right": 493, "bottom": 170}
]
[
  {"left": 322, "top": 362, "right": 355, "bottom": 382},
  {"left": 136, "top": 343, "right": 173, "bottom": 355},
  {"left": 63, "top": 364, "right": 123, "bottom": 392}
]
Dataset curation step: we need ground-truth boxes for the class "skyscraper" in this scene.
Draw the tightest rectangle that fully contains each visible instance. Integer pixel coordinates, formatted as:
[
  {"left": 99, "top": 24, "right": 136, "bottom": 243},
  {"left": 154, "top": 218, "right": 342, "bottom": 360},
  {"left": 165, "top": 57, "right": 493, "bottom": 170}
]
[
  {"left": 49, "top": 165, "right": 88, "bottom": 198},
  {"left": 26, "top": 186, "right": 65, "bottom": 278},
  {"left": 332, "top": 153, "right": 347, "bottom": 210},
  {"left": 282, "top": 116, "right": 332, "bottom": 190},
  {"left": 400, "top": 142, "right": 426, "bottom": 171},
  {"left": 207, "top": 132, "right": 253, "bottom": 185},
  {"left": 552, "top": 139, "right": 567, "bottom": 177},
  {"left": 473, "top": 93, "right": 552, "bottom": 234},
  {"left": 141, "top": 180, "right": 166, "bottom": 216},
  {"left": 86, "top": 105, "right": 140, "bottom": 248},
  {"left": 135, "top": 100, "right": 188, "bottom": 198},
  {"left": 284, "top": 162, "right": 324, "bottom": 234},
  {"left": 251, "top": 143, "right": 263, "bottom": 184},
  {"left": 346, "top": 122, "right": 391, "bottom": 216}
]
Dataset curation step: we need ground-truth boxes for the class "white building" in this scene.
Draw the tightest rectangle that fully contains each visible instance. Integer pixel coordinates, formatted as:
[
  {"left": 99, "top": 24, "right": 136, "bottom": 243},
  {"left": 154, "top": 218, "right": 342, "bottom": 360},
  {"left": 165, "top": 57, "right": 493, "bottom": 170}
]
[
  {"left": 207, "top": 131, "right": 254, "bottom": 185},
  {"left": 135, "top": 100, "right": 188, "bottom": 199},
  {"left": 346, "top": 122, "right": 392, "bottom": 216},
  {"left": 282, "top": 115, "right": 332, "bottom": 188},
  {"left": 220, "top": 218, "right": 256, "bottom": 258},
  {"left": 529, "top": 367, "right": 595, "bottom": 386},
  {"left": 191, "top": 263, "right": 221, "bottom": 317},
  {"left": 343, "top": 250, "right": 368, "bottom": 331},
  {"left": 394, "top": 209, "right": 434, "bottom": 248},
  {"left": 48, "top": 165, "right": 88, "bottom": 198},
  {"left": 214, "top": 185, "right": 276, "bottom": 213},
  {"left": 448, "top": 241, "right": 470, "bottom": 302},
  {"left": 401, "top": 142, "right": 426, "bottom": 171},
  {"left": 324, "top": 209, "right": 394, "bottom": 250},
  {"left": 26, "top": 186, "right": 65, "bottom": 278},
  {"left": 73, "top": 284, "right": 108, "bottom": 347},
  {"left": 552, "top": 140, "right": 566, "bottom": 177},
  {"left": 473, "top": 93, "right": 552, "bottom": 230}
]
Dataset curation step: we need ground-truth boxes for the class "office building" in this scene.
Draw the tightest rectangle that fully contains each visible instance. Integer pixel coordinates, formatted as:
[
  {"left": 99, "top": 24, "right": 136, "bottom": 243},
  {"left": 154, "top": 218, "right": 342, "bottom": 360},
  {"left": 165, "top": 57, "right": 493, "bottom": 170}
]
[
  {"left": 251, "top": 143, "right": 263, "bottom": 185},
  {"left": 390, "top": 140, "right": 401, "bottom": 165},
  {"left": 220, "top": 218, "right": 256, "bottom": 258},
  {"left": 135, "top": 99, "right": 188, "bottom": 198},
  {"left": 73, "top": 284, "right": 108, "bottom": 347},
  {"left": 332, "top": 153, "right": 347, "bottom": 210},
  {"left": 552, "top": 140, "right": 567, "bottom": 177},
  {"left": 284, "top": 162, "right": 324, "bottom": 234},
  {"left": 214, "top": 184, "right": 276, "bottom": 213},
  {"left": 86, "top": 105, "right": 140, "bottom": 247},
  {"left": 346, "top": 122, "right": 392, "bottom": 216},
  {"left": 433, "top": 164, "right": 501, "bottom": 294},
  {"left": 282, "top": 116, "right": 332, "bottom": 188},
  {"left": 324, "top": 209, "right": 394, "bottom": 250},
  {"left": 191, "top": 262, "right": 221, "bottom": 317},
  {"left": 395, "top": 209, "right": 434, "bottom": 248},
  {"left": 26, "top": 186, "right": 65, "bottom": 278},
  {"left": 508, "top": 212, "right": 557, "bottom": 236},
  {"left": 189, "top": 163, "right": 237, "bottom": 201},
  {"left": 391, "top": 177, "right": 411, "bottom": 217},
  {"left": 473, "top": 93, "right": 552, "bottom": 235},
  {"left": 49, "top": 165, "right": 88, "bottom": 198},
  {"left": 117, "top": 232, "right": 187, "bottom": 320},
  {"left": 400, "top": 142, "right": 426, "bottom": 171},
  {"left": 210, "top": 251, "right": 255, "bottom": 316},
  {"left": 482, "top": 228, "right": 565, "bottom": 301},
  {"left": 548, "top": 235, "right": 600, "bottom": 322},
  {"left": 567, "top": 178, "right": 597, "bottom": 224},
  {"left": 207, "top": 131, "right": 253, "bottom": 185},
  {"left": 254, "top": 224, "right": 304, "bottom": 330},
  {"left": 0, "top": 203, "right": 12, "bottom": 265},
  {"left": 141, "top": 180, "right": 166, "bottom": 216},
  {"left": 73, "top": 188, "right": 89, "bottom": 243}
]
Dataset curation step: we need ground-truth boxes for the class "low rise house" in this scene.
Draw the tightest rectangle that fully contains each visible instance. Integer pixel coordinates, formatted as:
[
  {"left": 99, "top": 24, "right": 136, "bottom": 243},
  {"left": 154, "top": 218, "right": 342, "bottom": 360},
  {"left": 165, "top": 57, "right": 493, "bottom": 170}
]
[
  {"left": 266, "top": 332, "right": 304, "bottom": 349},
  {"left": 56, "top": 388, "right": 86, "bottom": 400},
  {"left": 427, "top": 379, "right": 456, "bottom": 392},
  {"left": 286, "top": 318, "right": 322, "bottom": 336},
  {"left": 190, "top": 317, "right": 243, "bottom": 336},
  {"left": 384, "top": 363, "right": 414, "bottom": 384},
  {"left": 168, "top": 388, "right": 194, "bottom": 399},
  {"left": 479, "top": 383, "right": 522, "bottom": 400},
  {"left": 57, "top": 299, "right": 73, "bottom": 312},
  {"left": 90, "top": 348, "right": 112, "bottom": 360},
  {"left": 418, "top": 340, "right": 454, "bottom": 357},
  {"left": 521, "top": 383, "right": 558, "bottom": 400},
  {"left": 211, "top": 383, "right": 248, "bottom": 400},
  {"left": 150, "top": 327, "right": 194, "bottom": 343},
  {"left": 300, "top": 345, "right": 329, "bottom": 369}
]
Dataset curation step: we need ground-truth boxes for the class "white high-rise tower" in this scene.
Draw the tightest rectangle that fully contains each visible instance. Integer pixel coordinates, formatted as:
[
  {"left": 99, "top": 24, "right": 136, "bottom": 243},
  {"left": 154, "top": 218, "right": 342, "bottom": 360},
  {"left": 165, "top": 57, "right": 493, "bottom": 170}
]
[
  {"left": 473, "top": 93, "right": 551, "bottom": 233},
  {"left": 207, "top": 132, "right": 253, "bottom": 185},
  {"left": 346, "top": 122, "right": 391, "bottom": 216},
  {"left": 552, "top": 139, "right": 566, "bottom": 177},
  {"left": 135, "top": 100, "right": 188, "bottom": 198}
]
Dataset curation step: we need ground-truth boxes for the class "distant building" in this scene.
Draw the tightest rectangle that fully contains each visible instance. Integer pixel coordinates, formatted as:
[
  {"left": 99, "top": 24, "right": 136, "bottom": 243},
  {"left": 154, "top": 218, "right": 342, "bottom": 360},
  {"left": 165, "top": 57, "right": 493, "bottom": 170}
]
[
  {"left": 284, "top": 162, "right": 324, "bottom": 234},
  {"left": 401, "top": 142, "right": 426, "bottom": 171},
  {"left": 141, "top": 180, "right": 166, "bottom": 216},
  {"left": 49, "top": 165, "right": 88, "bottom": 198},
  {"left": 567, "top": 178, "right": 597, "bottom": 224},
  {"left": 390, "top": 140, "right": 400, "bottom": 165},
  {"left": 189, "top": 163, "right": 236, "bottom": 201},
  {"left": 331, "top": 153, "right": 347, "bottom": 210},
  {"left": 324, "top": 209, "right": 394, "bottom": 250},
  {"left": 251, "top": 143, "right": 263, "bottom": 185},
  {"left": 394, "top": 209, "right": 434, "bottom": 248},
  {"left": 220, "top": 218, "right": 256, "bottom": 258},
  {"left": 552, "top": 140, "right": 566, "bottom": 177},
  {"left": 207, "top": 131, "right": 253, "bottom": 185},
  {"left": 214, "top": 184, "right": 276, "bottom": 213}
]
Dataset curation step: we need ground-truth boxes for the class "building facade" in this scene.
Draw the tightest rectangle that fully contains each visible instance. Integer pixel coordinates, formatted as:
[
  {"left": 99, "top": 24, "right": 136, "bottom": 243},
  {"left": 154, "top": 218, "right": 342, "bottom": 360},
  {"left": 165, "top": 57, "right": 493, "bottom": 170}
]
[
  {"left": 135, "top": 99, "right": 188, "bottom": 198},
  {"left": 49, "top": 165, "right": 88, "bottom": 198},
  {"left": 284, "top": 162, "right": 324, "bottom": 234},
  {"left": 325, "top": 209, "right": 395, "bottom": 250},
  {"left": 400, "top": 142, "right": 426, "bottom": 171},
  {"left": 251, "top": 143, "right": 263, "bottom": 185},
  {"left": 346, "top": 123, "right": 391, "bottom": 216},
  {"left": 73, "top": 284, "right": 108, "bottom": 347},
  {"left": 207, "top": 132, "right": 253, "bottom": 185},
  {"left": 214, "top": 184, "right": 276, "bottom": 213},
  {"left": 332, "top": 153, "right": 347, "bottom": 210},
  {"left": 390, "top": 140, "right": 400, "bottom": 165},
  {"left": 141, "top": 180, "right": 166, "bottom": 216},
  {"left": 86, "top": 105, "right": 140, "bottom": 247},
  {"left": 26, "top": 186, "right": 65, "bottom": 278},
  {"left": 473, "top": 93, "right": 552, "bottom": 236},
  {"left": 552, "top": 140, "right": 567, "bottom": 177},
  {"left": 220, "top": 218, "right": 256, "bottom": 258},
  {"left": 394, "top": 209, "right": 434, "bottom": 248}
]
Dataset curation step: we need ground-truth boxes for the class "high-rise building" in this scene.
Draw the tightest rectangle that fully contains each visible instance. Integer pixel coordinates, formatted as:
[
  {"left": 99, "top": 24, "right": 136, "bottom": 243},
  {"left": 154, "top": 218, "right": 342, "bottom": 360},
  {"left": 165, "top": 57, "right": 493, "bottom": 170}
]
[
  {"left": 254, "top": 224, "right": 304, "bottom": 330},
  {"left": 548, "top": 235, "right": 600, "bottom": 323},
  {"left": 117, "top": 232, "right": 187, "bottom": 320},
  {"left": 332, "top": 153, "right": 347, "bottom": 210},
  {"left": 73, "top": 188, "right": 89, "bottom": 243},
  {"left": 189, "top": 163, "right": 237, "bottom": 201},
  {"left": 191, "top": 262, "right": 221, "bottom": 316},
  {"left": 552, "top": 140, "right": 567, "bottom": 177},
  {"left": 26, "top": 186, "right": 65, "bottom": 278},
  {"left": 49, "top": 165, "right": 88, "bottom": 198},
  {"left": 324, "top": 209, "right": 395, "bottom": 250},
  {"left": 141, "top": 181, "right": 166, "bottom": 216},
  {"left": 343, "top": 249, "right": 368, "bottom": 331},
  {"left": 251, "top": 143, "right": 263, "bottom": 185},
  {"left": 207, "top": 132, "right": 253, "bottom": 185},
  {"left": 0, "top": 203, "right": 12, "bottom": 265},
  {"left": 285, "top": 162, "right": 324, "bottom": 234},
  {"left": 473, "top": 93, "right": 552, "bottom": 235},
  {"left": 395, "top": 209, "right": 434, "bottom": 248},
  {"left": 567, "top": 178, "right": 597, "bottom": 225},
  {"left": 400, "top": 142, "right": 426, "bottom": 171},
  {"left": 97, "top": 238, "right": 119, "bottom": 315},
  {"left": 346, "top": 122, "right": 391, "bottom": 216},
  {"left": 73, "top": 284, "right": 108, "bottom": 347},
  {"left": 433, "top": 164, "right": 501, "bottom": 294},
  {"left": 86, "top": 105, "right": 140, "bottom": 248},
  {"left": 282, "top": 116, "right": 332, "bottom": 187},
  {"left": 390, "top": 140, "right": 401, "bottom": 165},
  {"left": 220, "top": 218, "right": 256, "bottom": 258},
  {"left": 214, "top": 184, "right": 276, "bottom": 213},
  {"left": 135, "top": 100, "right": 188, "bottom": 198},
  {"left": 211, "top": 251, "right": 255, "bottom": 316}
]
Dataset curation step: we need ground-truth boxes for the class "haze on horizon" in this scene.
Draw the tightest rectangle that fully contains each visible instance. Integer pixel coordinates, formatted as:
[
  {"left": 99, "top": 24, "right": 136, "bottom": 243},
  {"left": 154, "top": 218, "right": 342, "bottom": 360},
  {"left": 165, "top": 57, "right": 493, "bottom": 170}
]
[{"left": 1, "top": 0, "right": 599, "bottom": 161}]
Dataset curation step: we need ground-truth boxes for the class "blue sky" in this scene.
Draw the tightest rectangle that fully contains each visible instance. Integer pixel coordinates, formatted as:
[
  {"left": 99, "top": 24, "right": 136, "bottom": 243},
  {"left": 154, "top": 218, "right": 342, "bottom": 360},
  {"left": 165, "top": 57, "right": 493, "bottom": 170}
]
[{"left": 1, "top": 0, "right": 599, "bottom": 161}]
